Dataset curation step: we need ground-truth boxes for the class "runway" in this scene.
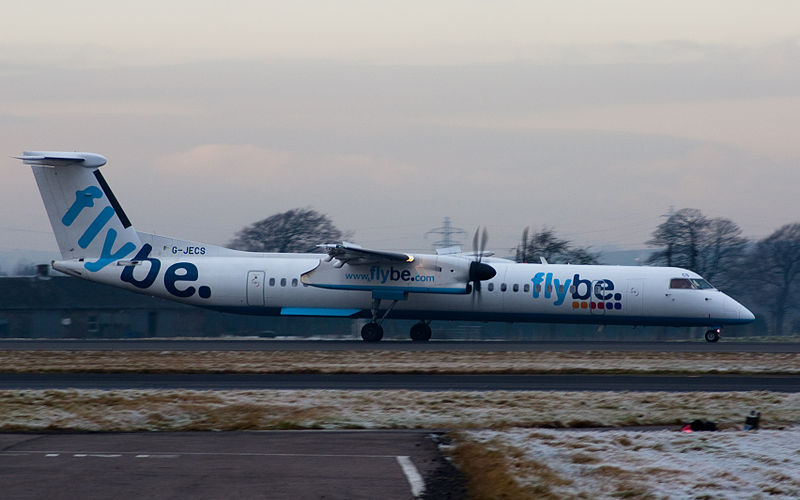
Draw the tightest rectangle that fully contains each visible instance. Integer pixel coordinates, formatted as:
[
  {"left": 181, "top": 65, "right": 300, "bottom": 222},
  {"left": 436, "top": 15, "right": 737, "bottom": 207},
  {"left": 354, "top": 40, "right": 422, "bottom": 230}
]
[
  {"left": 2, "top": 339, "right": 798, "bottom": 352},
  {"left": 0, "top": 431, "right": 450, "bottom": 500},
  {"left": 2, "top": 372, "right": 797, "bottom": 392}
]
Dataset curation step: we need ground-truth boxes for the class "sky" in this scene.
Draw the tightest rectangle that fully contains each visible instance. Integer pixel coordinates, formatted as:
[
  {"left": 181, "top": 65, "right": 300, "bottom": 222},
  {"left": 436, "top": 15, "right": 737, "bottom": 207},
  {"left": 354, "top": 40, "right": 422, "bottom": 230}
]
[{"left": 2, "top": 1, "right": 800, "bottom": 258}]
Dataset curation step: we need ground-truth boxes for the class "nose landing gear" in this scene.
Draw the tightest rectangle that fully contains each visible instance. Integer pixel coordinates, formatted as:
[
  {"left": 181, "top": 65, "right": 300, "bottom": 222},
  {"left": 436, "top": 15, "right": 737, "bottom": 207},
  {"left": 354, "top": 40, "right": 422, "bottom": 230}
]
[{"left": 705, "top": 328, "right": 721, "bottom": 343}]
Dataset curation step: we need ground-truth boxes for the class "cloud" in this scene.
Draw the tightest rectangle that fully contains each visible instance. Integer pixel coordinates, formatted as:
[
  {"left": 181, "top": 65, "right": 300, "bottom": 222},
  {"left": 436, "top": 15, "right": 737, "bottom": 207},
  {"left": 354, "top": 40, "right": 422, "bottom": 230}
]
[
  {"left": 4, "top": 36, "right": 800, "bottom": 252},
  {"left": 153, "top": 144, "right": 292, "bottom": 179},
  {"left": 152, "top": 144, "right": 423, "bottom": 186}
]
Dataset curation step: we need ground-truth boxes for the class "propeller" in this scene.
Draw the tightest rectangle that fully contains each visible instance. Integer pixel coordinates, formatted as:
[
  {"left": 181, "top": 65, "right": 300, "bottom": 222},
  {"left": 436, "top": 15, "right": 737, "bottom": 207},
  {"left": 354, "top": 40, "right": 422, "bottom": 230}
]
[
  {"left": 469, "top": 227, "right": 496, "bottom": 297},
  {"left": 519, "top": 226, "right": 529, "bottom": 263}
]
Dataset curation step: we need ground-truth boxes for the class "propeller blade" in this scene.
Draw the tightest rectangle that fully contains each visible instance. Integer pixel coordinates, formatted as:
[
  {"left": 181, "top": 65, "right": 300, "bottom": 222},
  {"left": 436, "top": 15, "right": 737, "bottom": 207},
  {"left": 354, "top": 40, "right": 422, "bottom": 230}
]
[
  {"left": 479, "top": 227, "right": 488, "bottom": 262},
  {"left": 520, "top": 226, "right": 529, "bottom": 263},
  {"left": 469, "top": 226, "right": 494, "bottom": 305}
]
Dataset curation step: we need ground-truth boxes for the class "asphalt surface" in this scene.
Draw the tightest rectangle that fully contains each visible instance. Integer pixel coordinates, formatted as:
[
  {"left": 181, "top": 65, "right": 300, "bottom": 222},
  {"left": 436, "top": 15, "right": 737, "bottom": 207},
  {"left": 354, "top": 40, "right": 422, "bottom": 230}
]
[
  {"left": 1, "top": 372, "right": 797, "bottom": 392},
  {"left": 1, "top": 339, "right": 798, "bottom": 352},
  {"left": 0, "top": 431, "right": 454, "bottom": 500}
]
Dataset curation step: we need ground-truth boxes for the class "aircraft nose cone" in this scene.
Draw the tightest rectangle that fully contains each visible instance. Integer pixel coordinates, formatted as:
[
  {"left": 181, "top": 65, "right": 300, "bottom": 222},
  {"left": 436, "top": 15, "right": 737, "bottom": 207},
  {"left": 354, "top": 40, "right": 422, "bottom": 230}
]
[
  {"left": 726, "top": 295, "right": 755, "bottom": 323},
  {"left": 739, "top": 303, "right": 755, "bottom": 322}
]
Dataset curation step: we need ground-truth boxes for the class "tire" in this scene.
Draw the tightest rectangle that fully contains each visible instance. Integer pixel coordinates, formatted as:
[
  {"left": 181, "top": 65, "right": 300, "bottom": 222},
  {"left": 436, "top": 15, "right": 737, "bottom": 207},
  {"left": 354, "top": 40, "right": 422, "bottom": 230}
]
[
  {"left": 409, "top": 322, "right": 432, "bottom": 342},
  {"left": 361, "top": 322, "right": 384, "bottom": 342},
  {"left": 705, "top": 329, "right": 720, "bottom": 343}
]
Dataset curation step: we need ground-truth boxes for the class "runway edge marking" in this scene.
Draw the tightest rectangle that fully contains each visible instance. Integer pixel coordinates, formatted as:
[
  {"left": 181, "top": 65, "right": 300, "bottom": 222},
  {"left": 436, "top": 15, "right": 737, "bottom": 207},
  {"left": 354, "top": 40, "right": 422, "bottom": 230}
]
[{"left": 397, "top": 455, "right": 425, "bottom": 498}]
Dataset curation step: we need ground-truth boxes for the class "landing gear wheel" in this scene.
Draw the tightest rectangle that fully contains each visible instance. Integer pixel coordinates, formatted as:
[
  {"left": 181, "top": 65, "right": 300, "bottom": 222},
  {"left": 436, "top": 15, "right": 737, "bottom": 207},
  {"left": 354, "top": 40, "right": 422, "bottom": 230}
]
[
  {"left": 361, "top": 322, "right": 384, "bottom": 342},
  {"left": 705, "top": 329, "right": 720, "bottom": 343},
  {"left": 409, "top": 322, "right": 432, "bottom": 342}
]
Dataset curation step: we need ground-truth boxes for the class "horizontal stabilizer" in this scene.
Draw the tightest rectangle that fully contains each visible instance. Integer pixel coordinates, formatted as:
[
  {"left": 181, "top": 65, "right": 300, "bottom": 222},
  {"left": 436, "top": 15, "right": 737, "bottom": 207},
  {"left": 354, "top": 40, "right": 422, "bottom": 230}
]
[{"left": 16, "top": 151, "right": 107, "bottom": 168}]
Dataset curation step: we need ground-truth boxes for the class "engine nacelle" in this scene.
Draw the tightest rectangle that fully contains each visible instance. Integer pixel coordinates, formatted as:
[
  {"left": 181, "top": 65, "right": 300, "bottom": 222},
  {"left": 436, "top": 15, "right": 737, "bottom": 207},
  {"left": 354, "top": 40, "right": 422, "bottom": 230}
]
[{"left": 301, "top": 254, "right": 473, "bottom": 294}]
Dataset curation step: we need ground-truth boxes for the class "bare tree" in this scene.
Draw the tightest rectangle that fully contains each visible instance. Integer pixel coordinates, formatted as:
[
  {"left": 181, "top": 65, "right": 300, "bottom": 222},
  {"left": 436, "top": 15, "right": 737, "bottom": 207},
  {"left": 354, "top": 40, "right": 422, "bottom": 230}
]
[
  {"left": 647, "top": 209, "right": 748, "bottom": 286},
  {"left": 515, "top": 227, "right": 599, "bottom": 264},
  {"left": 228, "top": 208, "right": 349, "bottom": 253},
  {"left": 697, "top": 217, "right": 748, "bottom": 286},
  {"left": 743, "top": 223, "right": 800, "bottom": 335},
  {"left": 648, "top": 208, "right": 709, "bottom": 270}
]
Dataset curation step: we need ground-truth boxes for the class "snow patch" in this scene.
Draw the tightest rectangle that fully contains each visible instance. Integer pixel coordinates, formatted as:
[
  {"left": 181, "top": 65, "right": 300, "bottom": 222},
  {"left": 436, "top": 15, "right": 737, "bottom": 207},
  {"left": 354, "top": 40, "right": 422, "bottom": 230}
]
[{"left": 463, "top": 428, "right": 800, "bottom": 499}]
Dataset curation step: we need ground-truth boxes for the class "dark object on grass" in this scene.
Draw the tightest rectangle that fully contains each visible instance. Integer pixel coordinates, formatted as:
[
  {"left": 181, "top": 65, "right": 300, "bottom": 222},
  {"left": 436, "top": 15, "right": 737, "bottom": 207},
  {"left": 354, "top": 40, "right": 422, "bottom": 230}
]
[
  {"left": 744, "top": 411, "right": 761, "bottom": 430},
  {"left": 689, "top": 419, "right": 717, "bottom": 431}
]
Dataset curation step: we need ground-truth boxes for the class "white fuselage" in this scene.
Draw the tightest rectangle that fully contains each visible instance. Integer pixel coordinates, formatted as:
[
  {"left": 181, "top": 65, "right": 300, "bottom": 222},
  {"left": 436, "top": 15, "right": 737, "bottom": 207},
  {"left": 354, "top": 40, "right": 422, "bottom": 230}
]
[{"left": 53, "top": 252, "right": 754, "bottom": 328}]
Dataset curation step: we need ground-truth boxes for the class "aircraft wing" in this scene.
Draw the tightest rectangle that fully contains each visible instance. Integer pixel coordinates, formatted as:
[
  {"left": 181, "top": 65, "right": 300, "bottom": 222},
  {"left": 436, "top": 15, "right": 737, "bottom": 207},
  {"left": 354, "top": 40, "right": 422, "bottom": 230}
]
[{"left": 319, "top": 242, "right": 414, "bottom": 266}]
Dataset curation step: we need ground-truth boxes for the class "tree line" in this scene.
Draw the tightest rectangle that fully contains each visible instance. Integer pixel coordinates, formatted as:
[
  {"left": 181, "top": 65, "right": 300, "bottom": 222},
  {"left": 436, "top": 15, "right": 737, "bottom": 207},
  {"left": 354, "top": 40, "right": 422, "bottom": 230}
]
[
  {"left": 645, "top": 208, "right": 800, "bottom": 336},
  {"left": 230, "top": 207, "right": 800, "bottom": 335}
]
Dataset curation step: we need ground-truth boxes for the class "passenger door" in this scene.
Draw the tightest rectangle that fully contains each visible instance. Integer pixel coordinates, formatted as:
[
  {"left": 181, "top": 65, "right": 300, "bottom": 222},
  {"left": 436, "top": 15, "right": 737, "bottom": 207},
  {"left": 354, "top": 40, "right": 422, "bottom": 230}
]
[{"left": 246, "top": 271, "right": 266, "bottom": 306}]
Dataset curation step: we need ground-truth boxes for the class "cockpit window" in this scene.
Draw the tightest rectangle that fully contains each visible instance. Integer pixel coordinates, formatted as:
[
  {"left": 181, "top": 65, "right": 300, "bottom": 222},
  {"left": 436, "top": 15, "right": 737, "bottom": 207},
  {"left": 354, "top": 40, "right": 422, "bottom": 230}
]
[
  {"left": 670, "top": 278, "right": 715, "bottom": 290},
  {"left": 690, "top": 278, "right": 714, "bottom": 289},
  {"left": 670, "top": 278, "right": 693, "bottom": 289}
]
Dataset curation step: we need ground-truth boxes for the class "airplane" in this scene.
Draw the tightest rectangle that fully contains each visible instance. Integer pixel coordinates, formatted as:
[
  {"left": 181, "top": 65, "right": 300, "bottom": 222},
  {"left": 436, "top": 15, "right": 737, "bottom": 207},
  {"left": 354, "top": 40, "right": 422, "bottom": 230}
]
[{"left": 16, "top": 150, "right": 755, "bottom": 343}]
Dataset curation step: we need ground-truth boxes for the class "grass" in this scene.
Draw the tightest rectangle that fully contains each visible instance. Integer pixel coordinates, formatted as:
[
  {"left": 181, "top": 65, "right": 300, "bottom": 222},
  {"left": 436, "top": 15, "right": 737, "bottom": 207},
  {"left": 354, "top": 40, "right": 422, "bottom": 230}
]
[
  {"left": 0, "top": 350, "right": 797, "bottom": 374},
  {"left": 0, "top": 389, "right": 797, "bottom": 432},
  {"left": 448, "top": 438, "right": 569, "bottom": 500},
  {"left": 451, "top": 427, "right": 800, "bottom": 499}
]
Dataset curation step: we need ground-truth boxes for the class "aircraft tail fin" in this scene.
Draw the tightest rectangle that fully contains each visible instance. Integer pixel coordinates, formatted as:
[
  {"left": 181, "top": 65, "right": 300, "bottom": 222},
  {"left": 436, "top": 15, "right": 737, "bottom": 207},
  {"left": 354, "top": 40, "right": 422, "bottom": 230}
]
[{"left": 18, "top": 151, "right": 141, "bottom": 271}]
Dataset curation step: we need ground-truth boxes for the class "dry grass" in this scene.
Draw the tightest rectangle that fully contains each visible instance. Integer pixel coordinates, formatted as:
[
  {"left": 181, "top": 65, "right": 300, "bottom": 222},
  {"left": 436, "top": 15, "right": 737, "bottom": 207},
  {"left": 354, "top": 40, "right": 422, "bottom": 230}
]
[
  {"left": 0, "top": 350, "right": 797, "bottom": 374},
  {"left": 0, "top": 389, "right": 797, "bottom": 432},
  {"left": 449, "top": 437, "right": 570, "bottom": 500}
]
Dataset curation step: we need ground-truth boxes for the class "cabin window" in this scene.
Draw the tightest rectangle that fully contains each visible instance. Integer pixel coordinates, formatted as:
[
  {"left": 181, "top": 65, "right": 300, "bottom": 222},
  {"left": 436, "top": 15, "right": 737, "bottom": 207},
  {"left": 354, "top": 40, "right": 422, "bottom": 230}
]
[
  {"left": 291, "top": 278, "right": 298, "bottom": 287},
  {"left": 546, "top": 285, "right": 553, "bottom": 294},
  {"left": 523, "top": 284, "right": 530, "bottom": 293},
  {"left": 670, "top": 278, "right": 693, "bottom": 289},
  {"left": 269, "top": 278, "right": 275, "bottom": 286},
  {"left": 512, "top": 284, "right": 519, "bottom": 292},
  {"left": 569, "top": 285, "right": 576, "bottom": 294},
  {"left": 488, "top": 283, "right": 495, "bottom": 292},
  {"left": 280, "top": 278, "right": 287, "bottom": 287},
  {"left": 535, "top": 284, "right": 542, "bottom": 294},
  {"left": 500, "top": 283, "right": 507, "bottom": 292},
  {"left": 557, "top": 284, "right": 565, "bottom": 294}
]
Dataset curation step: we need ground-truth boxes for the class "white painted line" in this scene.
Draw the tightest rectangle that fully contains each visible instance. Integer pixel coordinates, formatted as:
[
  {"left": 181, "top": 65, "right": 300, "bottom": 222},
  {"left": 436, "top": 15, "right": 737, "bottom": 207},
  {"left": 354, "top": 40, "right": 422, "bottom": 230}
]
[
  {"left": 6, "top": 451, "right": 398, "bottom": 459},
  {"left": 45, "top": 454, "right": 59, "bottom": 457},
  {"left": 88, "top": 454, "right": 121, "bottom": 458},
  {"left": 396, "top": 456, "right": 425, "bottom": 498}
]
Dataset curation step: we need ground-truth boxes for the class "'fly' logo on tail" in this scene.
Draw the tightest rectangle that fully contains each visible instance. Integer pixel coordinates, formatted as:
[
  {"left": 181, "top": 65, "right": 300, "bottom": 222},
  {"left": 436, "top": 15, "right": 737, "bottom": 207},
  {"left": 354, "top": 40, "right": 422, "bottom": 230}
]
[{"left": 63, "top": 185, "right": 136, "bottom": 271}]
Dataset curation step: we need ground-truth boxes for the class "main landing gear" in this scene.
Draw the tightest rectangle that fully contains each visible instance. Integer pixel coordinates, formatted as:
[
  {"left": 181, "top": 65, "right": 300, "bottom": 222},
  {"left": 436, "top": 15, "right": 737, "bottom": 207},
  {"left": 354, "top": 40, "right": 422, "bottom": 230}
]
[
  {"left": 360, "top": 298, "right": 433, "bottom": 342},
  {"left": 410, "top": 321, "right": 432, "bottom": 342},
  {"left": 361, "top": 322, "right": 384, "bottom": 342},
  {"left": 360, "top": 297, "right": 396, "bottom": 342},
  {"left": 705, "top": 328, "right": 721, "bottom": 343},
  {"left": 361, "top": 320, "right": 433, "bottom": 342}
]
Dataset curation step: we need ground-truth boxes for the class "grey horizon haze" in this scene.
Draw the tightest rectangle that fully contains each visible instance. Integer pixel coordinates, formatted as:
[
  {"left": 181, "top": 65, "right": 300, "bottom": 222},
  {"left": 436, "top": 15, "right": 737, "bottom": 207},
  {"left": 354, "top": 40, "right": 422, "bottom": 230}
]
[{"left": 2, "top": 1, "right": 799, "bottom": 258}]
